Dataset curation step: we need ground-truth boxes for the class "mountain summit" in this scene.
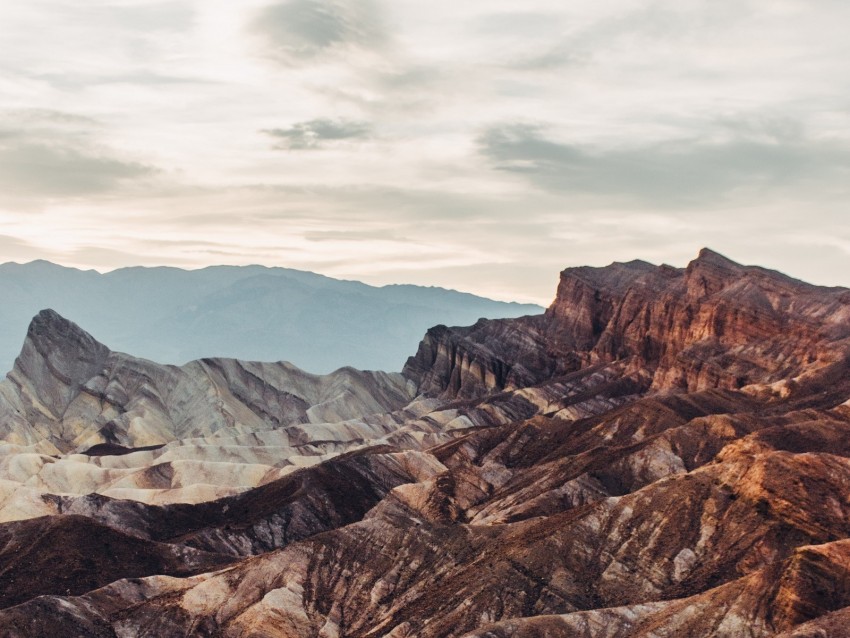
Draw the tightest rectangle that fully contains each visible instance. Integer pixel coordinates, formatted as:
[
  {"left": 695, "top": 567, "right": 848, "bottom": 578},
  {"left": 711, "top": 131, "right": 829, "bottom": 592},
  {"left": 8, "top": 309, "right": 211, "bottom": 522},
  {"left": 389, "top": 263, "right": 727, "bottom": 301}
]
[{"left": 0, "top": 309, "right": 415, "bottom": 454}]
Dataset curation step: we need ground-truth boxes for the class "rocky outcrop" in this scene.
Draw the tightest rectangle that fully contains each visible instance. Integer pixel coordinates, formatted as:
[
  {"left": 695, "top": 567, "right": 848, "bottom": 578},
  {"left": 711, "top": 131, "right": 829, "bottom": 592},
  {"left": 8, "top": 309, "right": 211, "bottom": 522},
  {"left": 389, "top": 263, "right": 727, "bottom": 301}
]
[
  {"left": 0, "top": 310, "right": 416, "bottom": 453},
  {"left": 405, "top": 249, "right": 850, "bottom": 400}
]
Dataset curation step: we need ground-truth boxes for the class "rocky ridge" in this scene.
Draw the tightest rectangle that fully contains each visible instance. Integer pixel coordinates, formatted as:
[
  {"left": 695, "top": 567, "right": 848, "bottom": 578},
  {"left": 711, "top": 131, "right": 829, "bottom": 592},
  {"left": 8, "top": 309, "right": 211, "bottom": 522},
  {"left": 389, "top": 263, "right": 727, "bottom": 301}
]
[
  {"left": 404, "top": 248, "right": 850, "bottom": 399},
  {"left": 0, "top": 309, "right": 416, "bottom": 455},
  {"left": 0, "top": 249, "right": 849, "bottom": 637}
]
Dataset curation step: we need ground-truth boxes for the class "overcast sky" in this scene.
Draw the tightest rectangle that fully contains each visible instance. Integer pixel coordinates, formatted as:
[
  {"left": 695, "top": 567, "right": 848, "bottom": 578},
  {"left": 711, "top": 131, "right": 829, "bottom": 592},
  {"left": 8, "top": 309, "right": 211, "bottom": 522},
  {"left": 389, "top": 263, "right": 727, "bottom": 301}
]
[{"left": 0, "top": 0, "right": 848, "bottom": 304}]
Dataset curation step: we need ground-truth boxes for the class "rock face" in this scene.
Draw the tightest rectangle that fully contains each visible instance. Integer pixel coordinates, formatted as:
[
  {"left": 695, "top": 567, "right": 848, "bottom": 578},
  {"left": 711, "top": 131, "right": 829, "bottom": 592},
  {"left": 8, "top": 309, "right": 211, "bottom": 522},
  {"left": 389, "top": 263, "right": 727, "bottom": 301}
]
[
  {"left": 404, "top": 248, "right": 850, "bottom": 399},
  {"left": 1, "top": 248, "right": 850, "bottom": 638}
]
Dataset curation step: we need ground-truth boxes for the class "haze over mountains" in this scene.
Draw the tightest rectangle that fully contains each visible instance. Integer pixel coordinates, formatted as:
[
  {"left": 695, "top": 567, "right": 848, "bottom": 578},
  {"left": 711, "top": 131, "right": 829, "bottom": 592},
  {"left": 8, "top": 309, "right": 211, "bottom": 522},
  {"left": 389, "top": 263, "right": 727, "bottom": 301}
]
[
  {"left": 1, "top": 249, "right": 850, "bottom": 637},
  {"left": 0, "top": 260, "right": 542, "bottom": 375}
]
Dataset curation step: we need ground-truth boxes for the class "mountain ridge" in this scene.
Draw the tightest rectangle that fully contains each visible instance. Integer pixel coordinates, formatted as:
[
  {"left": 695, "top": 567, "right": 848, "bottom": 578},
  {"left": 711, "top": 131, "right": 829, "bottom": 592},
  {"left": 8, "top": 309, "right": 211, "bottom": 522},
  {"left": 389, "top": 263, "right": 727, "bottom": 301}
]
[
  {"left": 404, "top": 247, "right": 850, "bottom": 400},
  {"left": 0, "top": 260, "right": 543, "bottom": 375},
  {"left": 0, "top": 308, "right": 417, "bottom": 454},
  {"left": 1, "top": 248, "right": 850, "bottom": 637}
]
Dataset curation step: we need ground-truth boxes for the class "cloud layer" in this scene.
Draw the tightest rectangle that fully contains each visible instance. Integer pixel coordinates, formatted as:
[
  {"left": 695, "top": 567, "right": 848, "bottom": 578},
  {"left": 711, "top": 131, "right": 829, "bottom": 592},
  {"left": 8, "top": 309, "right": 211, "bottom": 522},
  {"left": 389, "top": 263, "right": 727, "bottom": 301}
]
[
  {"left": 0, "top": 0, "right": 848, "bottom": 303},
  {"left": 478, "top": 121, "right": 850, "bottom": 205},
  {"left": 264, "top": 118, "right": 372, "bottom": 149},
  {"left": 252, "top": 0, "right": 387, "bottom": 62},
  {"left": 0, "top": 112, "right": 155, "bottom": 197}
]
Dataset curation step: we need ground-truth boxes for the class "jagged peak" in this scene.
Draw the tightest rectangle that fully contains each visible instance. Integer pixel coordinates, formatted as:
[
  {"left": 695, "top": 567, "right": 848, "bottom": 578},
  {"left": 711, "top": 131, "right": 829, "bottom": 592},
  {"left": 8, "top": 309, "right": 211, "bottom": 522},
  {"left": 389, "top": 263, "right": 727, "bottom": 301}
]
[
  {"left": 558, "top": 249, "right": 743, "bottom": 290},
  {"left": 556, "top": 259, "right": 661, "bottom": 296},
  {"left": 32, "top": 308, "right": 68, "bottom": 324},
  {"left": 17, "top": 309, "right": 111, "bottom": 380},
  {"left": 561, "top": 258, "right": 657, "bottom": 277},
  {"left": 688, "top": 247, "right": 743, "bottom": 270},
  {"left": 27, "top": 309, "right": 104, "bottom": 348},
  {"left": 611, "top": 258, "right": 657, "bottom": 270},
  {"left": 3, "top": 310, "right": 113, "bottom": 424},
  {"left": 684, "top": 248, "right": 752, "bottom": 299}
]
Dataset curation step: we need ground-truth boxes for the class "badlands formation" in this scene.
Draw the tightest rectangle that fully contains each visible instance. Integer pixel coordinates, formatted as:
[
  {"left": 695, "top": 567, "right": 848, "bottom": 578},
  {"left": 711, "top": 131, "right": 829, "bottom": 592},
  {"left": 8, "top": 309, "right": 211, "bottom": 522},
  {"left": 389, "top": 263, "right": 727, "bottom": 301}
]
[{"left": 1, "top": 248, "right": 850, "bottom": 637}]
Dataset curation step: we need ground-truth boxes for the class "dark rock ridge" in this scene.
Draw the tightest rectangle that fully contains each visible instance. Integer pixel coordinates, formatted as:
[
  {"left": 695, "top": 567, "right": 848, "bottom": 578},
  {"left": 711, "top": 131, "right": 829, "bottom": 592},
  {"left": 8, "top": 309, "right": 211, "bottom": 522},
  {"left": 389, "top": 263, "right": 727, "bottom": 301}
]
[
  {"left": 0, "top": 447, "right": 441, "bottom": 611},
  {"left": 0, "top": 514, "right": 233, "bottom": 609},
  {"left": 43, "top": 446, "right": 443, "bottom": 557},
  {"left": 1, "top": 249, "right": 850, "bottom": 637}
]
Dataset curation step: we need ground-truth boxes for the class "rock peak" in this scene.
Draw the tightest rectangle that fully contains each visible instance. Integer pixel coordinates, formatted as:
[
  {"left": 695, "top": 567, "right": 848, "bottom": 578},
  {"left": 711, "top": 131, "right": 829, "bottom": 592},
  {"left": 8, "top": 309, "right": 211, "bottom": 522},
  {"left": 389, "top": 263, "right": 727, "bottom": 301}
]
[
  {"left": 33, "top": 308, "right": 71, "bottom": 324},
  {"left": 27, "top": 309, "right": 106, "bottom": 354},
  {"left": 683, "top": 248, "right": 747, "bottom": 300},
  {"left": 11, "top": 310, "right": 111, "bottom": 417},
  {"left": 690, "top": 247, "right": 742, "bottom": 269}
]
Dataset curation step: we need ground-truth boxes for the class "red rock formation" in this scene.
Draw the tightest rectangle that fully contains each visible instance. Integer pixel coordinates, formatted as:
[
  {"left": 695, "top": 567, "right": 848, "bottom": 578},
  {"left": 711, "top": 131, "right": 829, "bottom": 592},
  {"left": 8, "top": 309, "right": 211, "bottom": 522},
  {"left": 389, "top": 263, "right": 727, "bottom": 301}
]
[{"left": 405, "top": 248, "right": 850, "bottom": 399}]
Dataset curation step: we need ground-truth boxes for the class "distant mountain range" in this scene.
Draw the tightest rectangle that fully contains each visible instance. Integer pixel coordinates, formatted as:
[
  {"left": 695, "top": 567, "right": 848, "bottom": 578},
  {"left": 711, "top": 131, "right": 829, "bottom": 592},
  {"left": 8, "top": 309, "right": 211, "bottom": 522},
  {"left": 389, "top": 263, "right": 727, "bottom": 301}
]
[{"left": 0, "top": 260, "right": 542, "bottom": 374}]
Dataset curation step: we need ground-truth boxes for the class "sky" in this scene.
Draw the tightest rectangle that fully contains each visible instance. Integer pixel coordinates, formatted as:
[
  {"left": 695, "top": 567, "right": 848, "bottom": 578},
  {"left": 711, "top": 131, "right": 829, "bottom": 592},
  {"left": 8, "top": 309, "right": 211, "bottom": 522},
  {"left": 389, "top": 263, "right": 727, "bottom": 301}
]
[{"left": 0, "top": 0, "right": 849, "bottom": 305}]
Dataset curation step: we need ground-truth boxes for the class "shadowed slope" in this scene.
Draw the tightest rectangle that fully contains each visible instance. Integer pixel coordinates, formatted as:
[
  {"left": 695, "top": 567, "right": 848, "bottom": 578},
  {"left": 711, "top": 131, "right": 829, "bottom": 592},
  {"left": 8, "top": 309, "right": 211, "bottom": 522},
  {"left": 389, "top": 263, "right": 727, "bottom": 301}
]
[{"left": 0, "top": 514, "right": 232, "bottom": 610}]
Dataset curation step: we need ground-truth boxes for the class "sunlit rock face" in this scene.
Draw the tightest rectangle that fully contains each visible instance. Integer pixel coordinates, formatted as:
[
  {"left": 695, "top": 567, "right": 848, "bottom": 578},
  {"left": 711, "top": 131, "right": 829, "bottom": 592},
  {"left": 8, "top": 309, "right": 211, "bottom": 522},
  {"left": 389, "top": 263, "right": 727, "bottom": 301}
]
[
  {"left": 405, "top": 248, "right": 850, "bottom": 399},
  {"left": 1, "top": 248, "right": 850, "bottom": 638}
]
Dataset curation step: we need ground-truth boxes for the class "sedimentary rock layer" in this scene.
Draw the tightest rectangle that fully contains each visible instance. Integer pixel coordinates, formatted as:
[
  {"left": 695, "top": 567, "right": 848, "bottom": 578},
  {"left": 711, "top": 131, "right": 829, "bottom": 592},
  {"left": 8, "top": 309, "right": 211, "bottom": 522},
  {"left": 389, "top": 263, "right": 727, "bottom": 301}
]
[
  {"left": 0, "top": 309, "right": 416, "bottom": 453},
  {"left": 1, "top": 249, "right": 849, "bottom": 637},
  {"left": 405, "top": 248, "right": 850, "bottom": 399}
]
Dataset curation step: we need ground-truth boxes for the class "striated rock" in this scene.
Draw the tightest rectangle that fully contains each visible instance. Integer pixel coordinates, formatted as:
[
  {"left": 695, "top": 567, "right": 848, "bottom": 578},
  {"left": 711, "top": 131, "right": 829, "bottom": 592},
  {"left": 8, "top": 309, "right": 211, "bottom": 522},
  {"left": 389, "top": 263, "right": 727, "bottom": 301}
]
[
  {"left": 770, "top": 539, "right": 850, "bottom": 630},
  {"left": 0, "top": 514, "right": 233, "bottom": 610},
  {"left": 0, "top": 310, "right": 416, "bottom": 453},
  {"left": 402, "top": 318, "right": 560, "bottom": 400},
  {"left": 0, "top": 249, "right": 850, "bottom": 637},
  {"left": 405, "top": 248, "right": 850, "bottom": 400},
  {"left": 39, "top": 446, "right": 446, "bottom": 556}
]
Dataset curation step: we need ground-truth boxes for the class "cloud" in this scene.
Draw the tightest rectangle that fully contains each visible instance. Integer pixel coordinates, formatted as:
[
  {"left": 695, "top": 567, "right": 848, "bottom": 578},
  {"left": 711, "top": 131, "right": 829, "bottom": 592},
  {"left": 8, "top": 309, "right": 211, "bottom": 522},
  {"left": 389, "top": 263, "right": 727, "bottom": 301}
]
[
  {"left": 0, "top": 144, "right": 154, "bottom": 196},
  {"left": 478, "top": 122, "right": 850, "bottom": 206},
  {"left": 0, "top": 234, "right": 40, "bottom": 260},
  {"left": 9, "top": 109, "right": 100, "bottom": 128},
  {"left": 506, "top": 47, "right": 587, "bottom": 72},
  {"left": 0, "top": 110, "right": 156, "bottom": 198},
  {"left": 250, "top": 0, "right": 387, "bottom": 63},
  {"left": 49, "top": 1, "right": 195, "bottom": 34},
  {"left": 303, "top": 228, "right": 403, "bottom": 242},
  {"left": 263, "top": 118, "right": 372, "bottom": 149},
  {"left": 33, "top": 71, "right": 219, "bottom": 92},
  {"left": 1, "top": 1, "right": 850, "bottom": 303}
]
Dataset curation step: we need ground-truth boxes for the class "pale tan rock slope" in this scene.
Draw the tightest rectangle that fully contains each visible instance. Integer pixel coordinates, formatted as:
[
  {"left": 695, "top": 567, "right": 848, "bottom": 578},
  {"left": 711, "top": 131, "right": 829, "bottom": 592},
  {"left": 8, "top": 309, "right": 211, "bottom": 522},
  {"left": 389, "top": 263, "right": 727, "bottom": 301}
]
[
  {"left": 0, "top": 310, "right": 420, "bottom": 514},
  {"left": 0, "top": 309, "right": 416, "bottom": 452}
]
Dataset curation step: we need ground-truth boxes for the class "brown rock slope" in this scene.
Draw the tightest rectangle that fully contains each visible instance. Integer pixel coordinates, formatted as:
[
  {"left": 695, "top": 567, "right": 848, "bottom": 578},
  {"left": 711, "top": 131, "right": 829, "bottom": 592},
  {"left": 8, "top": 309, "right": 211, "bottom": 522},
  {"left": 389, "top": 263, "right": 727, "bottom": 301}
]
[
  {"left": 0, "top": 446, "right": 444, "bottom": 614},
  {"left": 0, "top": 514, "right": 233, "bottom": 609},
  {"left": 2, "top": 248, "right": 850, "bottom": 637}
]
